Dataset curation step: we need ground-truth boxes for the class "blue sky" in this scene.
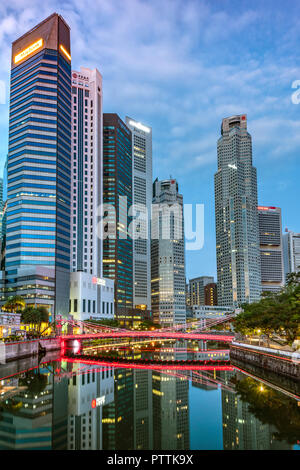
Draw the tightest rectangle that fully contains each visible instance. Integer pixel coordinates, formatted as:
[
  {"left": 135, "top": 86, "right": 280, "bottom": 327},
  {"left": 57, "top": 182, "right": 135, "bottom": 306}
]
[{"left": 0, "top": 0, "right": 300, "bottom": 280}]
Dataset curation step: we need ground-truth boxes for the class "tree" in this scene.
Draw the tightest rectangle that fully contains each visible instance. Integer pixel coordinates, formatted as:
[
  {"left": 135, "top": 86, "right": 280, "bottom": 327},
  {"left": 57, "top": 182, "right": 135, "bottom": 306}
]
[
  {"left": 234, "top": 272, "right": 300, "bottom": 345},
  {"left": 21, "top": 306, "right": 49, "bottom": 334},
  {"left": 139, "top": 320, "right": 161, "bottom": 330},
  {"left": 19, "top": 370, "right": 48, "bottom": 394},
  {"left": 232, "top": 375, "right": 300, "bottom": 445},
  {"left": 3, "top": 295, "right": 25, "bottom": 313}
]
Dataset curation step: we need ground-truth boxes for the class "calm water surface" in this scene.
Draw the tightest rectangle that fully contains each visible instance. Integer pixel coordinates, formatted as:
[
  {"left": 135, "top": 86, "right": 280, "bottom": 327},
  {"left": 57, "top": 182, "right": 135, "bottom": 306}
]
[{"left": 0, "top": 341, "right": 299, "bottom": 450}]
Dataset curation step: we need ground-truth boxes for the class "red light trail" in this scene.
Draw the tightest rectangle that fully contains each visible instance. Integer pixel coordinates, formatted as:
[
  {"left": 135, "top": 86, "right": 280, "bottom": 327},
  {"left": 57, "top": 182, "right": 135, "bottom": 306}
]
[
  {"left": 61, "top": 331, "right": 234, "bottom": 342},
  {"left": 61, "top": 356, "right": 233, "bottom": 371}
]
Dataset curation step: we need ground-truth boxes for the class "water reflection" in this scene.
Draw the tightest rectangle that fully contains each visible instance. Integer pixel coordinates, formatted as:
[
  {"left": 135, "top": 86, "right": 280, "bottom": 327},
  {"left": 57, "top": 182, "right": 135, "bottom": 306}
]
[{"left": 0, "top": 344, "right": 299, "bottom": 450}]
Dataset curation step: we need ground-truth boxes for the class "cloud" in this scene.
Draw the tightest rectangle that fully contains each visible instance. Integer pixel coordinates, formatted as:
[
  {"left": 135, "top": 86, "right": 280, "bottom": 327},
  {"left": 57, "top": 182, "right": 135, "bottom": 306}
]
[{"left": 0, "top": 0, "right": 300, "bottom": 178}]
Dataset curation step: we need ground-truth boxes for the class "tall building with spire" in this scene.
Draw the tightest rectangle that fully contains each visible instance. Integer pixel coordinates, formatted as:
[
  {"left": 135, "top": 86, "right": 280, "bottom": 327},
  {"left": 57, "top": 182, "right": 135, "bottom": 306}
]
[{"left": 214, "top": 115, "right": 261, "bottom": 306}]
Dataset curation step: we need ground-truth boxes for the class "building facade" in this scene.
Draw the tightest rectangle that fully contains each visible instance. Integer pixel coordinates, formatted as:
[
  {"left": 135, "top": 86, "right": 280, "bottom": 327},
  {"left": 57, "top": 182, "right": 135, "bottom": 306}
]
[
  {"left": 214, "top": 115, "right": 261, "bottom": 306},
  {"left": 103, "top": 114, "right": 133, "bottom": 322},
  {"left": 204, "top": 282, "right": 218, "bottom": 306},
  {"left": 5, "top": 13, "right": 72, "bottom": 318},
  {"left": 258, "top": 206, "right": 284, "bottom": 293},
  {"left": 125, "top": 117, "right": 152, "bottom": 314},
  {"left": 188, "top": 276, "right": 214, "bottom": 306},
  {"left": 69, "top": 67, "right": 114, "bottom": 321},
  {"left": 283, "top": 230, "right": 300, "bottom": 279},
  {"left": 151, "top": 178, "right": 186, "bottom": 326}
]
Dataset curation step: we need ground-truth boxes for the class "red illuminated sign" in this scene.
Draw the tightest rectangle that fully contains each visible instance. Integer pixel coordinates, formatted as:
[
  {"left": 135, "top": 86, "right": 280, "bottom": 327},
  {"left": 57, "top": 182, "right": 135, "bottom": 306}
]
[{"left": 257, "top": 206, "right": 277, "bottom": 211}]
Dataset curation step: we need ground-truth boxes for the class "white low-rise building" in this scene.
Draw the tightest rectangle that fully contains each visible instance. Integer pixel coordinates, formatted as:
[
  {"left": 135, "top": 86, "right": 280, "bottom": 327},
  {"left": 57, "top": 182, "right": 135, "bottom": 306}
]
[{"left": 69, "top": 272, "right": 114, "bottom": 321}]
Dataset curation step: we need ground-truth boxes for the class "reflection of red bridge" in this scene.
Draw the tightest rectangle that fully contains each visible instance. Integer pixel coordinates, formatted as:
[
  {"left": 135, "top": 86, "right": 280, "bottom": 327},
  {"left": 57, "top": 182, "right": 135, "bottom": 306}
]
[
  {"left": 62, "top": 331, "right": 234, "bottom": 343},
  {"left": 62, "top": 356, "right": 233, "bottom": 371}
]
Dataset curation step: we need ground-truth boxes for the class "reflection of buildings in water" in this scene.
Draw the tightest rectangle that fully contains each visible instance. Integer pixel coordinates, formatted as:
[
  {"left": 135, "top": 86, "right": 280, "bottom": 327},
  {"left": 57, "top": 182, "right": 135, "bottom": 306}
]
[
  {"left": 152, "top": 370, "right": 190, "bottom": 450},
  {"left": 67, "top": 365, "right": 114, "bottom": 450},
  {"left": 154, "top": 340, "right": 188, "bottom": 362},
  {"left": 102, "top": 368, "right": 134, "bottom": 450},
  {"left": 221, "top": 371, "right": 292, "bottom": 450},
  {"left": 192, "top": 370, "right": 221, "bottom": 391},
  {"left": 52, "top": 366, "right": 69, "bottom": 450},
  {"left": 134, "top": 370, "right": 153, "bottom": 450},
  {"left": 0, "top": 369, "right": 53, "bottom": 449}
]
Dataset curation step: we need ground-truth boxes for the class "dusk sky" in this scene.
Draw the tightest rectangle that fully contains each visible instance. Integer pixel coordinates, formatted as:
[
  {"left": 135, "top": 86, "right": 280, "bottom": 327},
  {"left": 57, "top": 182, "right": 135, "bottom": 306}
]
[{"left": 0, "top": 0, "right": 299, "bottom": 280}]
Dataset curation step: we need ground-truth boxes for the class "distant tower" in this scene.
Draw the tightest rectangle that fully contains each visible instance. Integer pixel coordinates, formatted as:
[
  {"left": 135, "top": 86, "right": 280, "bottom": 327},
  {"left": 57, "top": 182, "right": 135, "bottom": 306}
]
[
  {"left": 283, "top": 230, "right": 300, "bottom": 279},
  {"left": 188, "top": 276, "right": 214, "bottom": 307},
  {"left": 151, "top": 178, "right": 186, "bottom": 326},
  {"left": 214, "top": 115, "right": 261, "bottom": 306}
]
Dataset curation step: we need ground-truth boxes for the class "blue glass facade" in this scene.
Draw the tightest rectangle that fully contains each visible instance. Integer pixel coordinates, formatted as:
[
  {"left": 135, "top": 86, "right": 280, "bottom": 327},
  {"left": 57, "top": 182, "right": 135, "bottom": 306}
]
[{"left": 4, "top": 14, "right": 72, "bottom": 317}]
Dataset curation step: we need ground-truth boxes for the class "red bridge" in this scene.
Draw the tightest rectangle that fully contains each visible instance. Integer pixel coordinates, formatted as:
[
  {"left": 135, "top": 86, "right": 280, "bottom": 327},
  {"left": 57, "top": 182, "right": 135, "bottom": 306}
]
[{"left": 61, "top": 330, "right": 234, "bottom": 346}]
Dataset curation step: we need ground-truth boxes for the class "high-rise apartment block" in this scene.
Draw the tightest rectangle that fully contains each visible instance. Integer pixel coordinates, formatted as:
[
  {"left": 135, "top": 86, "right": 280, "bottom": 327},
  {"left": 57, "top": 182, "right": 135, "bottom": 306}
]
[
  {"left": 215, "top": 115, "right": 261, "bottom": 306},
  {"left": 103, "top": 113, "right": 133, "bottom": 322},
  {"left": 69, "top": 67, "right": 114, "bottom": 321},
  {"left": 125, "top": 117, "right": 152, "bottom": 313},
  {"left": 151, "top": 178, "right": 186, "bottom": 326},
  {"left": 4, "top": 13, "right": 72, "bottom": 318},
  {"left": 258, "top": 206, "right": 284, "bottom": 293}
]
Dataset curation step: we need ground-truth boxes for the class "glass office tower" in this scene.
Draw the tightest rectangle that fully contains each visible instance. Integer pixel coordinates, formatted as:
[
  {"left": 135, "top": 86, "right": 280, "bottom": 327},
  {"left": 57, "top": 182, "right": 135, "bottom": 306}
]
[
  {"left": 125, "top": 117, "right": 152, "bottom": 312},
  {"left": 103, "top": 113, "right": 133, "bottom": 322},
  {"left": 5, "top": 13, "right": 72, "bottom": 318}
]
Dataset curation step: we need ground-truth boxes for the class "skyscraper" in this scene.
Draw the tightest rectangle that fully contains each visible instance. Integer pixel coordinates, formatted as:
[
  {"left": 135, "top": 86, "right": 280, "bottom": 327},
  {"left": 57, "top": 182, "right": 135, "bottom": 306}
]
[
  {"left": 5, "top": 13, "right": 72, "bottom": 318},
  {"left": 151, "top": 178, "right": 186, "bottom": 326},
  {"left": 69, "top": 67, "right": 114, "bottom": 321},
  {"left": 258, "top": 206, "right": 284, "bottom": 293},
  {"left": 103, "top": 113, "right": 133, "bottom": 322},
  {"left": 125, "top": 117, "right": 152, "bottom": 313},
  {"left": 283, "top": 230, "right": 300, "bottom": 279},
  {"left": 214, "top": 115, "right": 261, "bottom": 306},
  {"left": 0, "top": 178, "right": 4, "bottom": 240}
]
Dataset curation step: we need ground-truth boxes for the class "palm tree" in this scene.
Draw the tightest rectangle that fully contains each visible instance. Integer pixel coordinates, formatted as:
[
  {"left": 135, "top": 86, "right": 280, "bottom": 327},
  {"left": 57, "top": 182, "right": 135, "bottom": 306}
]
[
  {"left": 21, "top": 306, "right": 49, "bottom": 334},
  {"left": 3, "top": 295, "right": 26, "bottom": 314}
]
